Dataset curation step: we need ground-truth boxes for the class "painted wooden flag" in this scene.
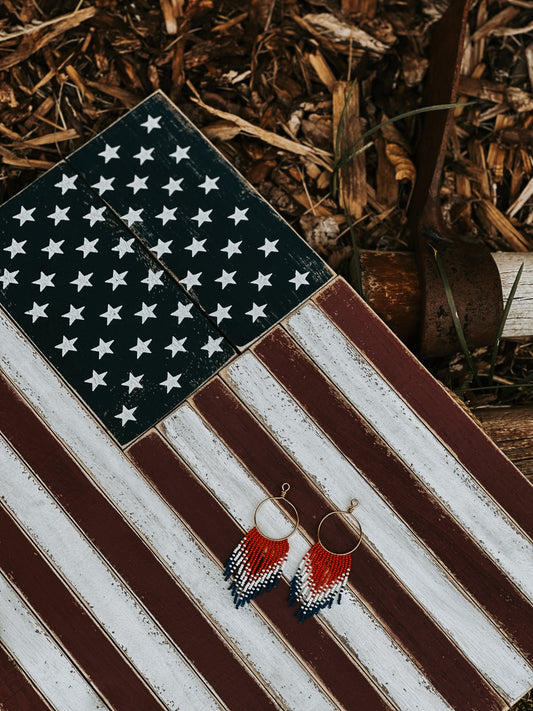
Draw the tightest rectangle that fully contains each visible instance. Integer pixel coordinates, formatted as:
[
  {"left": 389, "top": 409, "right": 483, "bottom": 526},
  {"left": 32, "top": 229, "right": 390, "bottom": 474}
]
[{"left": 1, "top": 91, "right": 532, "bottom": 711}]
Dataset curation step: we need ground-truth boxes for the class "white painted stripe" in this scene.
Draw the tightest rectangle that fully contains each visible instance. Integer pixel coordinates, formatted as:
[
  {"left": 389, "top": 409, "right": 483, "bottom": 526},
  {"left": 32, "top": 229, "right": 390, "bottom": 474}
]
[
  {"left": 285, "top": 302, "right": 533, "bottom": 599},
  {"left": 0, "top": 312, "right": 338, "bottom": 711},
  {"left": 0, "top": 570, "right": 107, "bottom": 711},
  {"left": 161, "top": 404, "right": 453, "bottom": 711},
  {"left": 222, "top": 352, "right": 533, "bottom": 702},
  {"left": 0, "top": 435, "right": 223, "bottom": 711}
]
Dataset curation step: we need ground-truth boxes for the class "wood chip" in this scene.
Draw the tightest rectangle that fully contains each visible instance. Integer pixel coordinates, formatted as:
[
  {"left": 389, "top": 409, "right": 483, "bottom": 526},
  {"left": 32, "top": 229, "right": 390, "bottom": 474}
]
[
  {"left": 306, "top": 51, "right": 336, "bottom": 92},
  {"left": 508, "top": 176, "right": 533, "bottom": 218},
  {"left": 477, "top": 199, "right": 530, "bottom": 251},
  {"left": 302, "top": 13, "right": 392, "bottom": 54},
  {"left": 15, "top": 129, "right": 78, "bottom": 148},
  {"left": 385, "top": 143, "right": 416, "bottom": 183},
  {"left": 470, "top": 7, "right": 520, "bottom": 41}
]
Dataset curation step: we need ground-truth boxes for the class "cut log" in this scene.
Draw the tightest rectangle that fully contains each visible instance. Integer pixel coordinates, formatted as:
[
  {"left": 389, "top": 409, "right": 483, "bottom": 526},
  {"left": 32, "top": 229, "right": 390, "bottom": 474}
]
[{"left": 476, "top": 407, "right": 533, "bottom": 479}]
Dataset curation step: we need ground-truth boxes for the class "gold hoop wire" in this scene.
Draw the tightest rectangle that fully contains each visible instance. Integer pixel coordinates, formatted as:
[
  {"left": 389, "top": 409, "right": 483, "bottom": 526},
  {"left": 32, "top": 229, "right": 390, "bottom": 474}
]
[
  {"left": 317, "top": 499, "right": 363, "bottom": 555},
  {"left": 254, "top": 483, "right": 299, "bottom": 541}
]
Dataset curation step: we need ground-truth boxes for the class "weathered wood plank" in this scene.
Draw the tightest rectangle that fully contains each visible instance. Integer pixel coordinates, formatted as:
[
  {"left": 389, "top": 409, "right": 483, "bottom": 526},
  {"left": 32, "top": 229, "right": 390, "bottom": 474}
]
[
  {"left": 0, "top": 569, "right": 108, "bottom": 711},
  {"left": 0, "top": 436, "right": 225, "bottom": 711},
  {"left": 252, "top": 327, "right": 533, "bottom": 665},
  {"left": 0, "top": 644, "right": 53, "bottom": 711},
  {"left": 221, "top": 352, "right": 533, "bottom": 703},
  {"left": 192, "top": 377, "right": 507, "bottom": 711},
  {"left": 315, "top": 278, "right": 533, "bottom": 538},
  {"left": 0, "top": 373, "right": 272, "bottom": 711},
  {"left": 0, "top": 503, "right": 165, "bottom": 711},
  {"left": 160, "top": 403, "right": 459, "bottom": 711},
  {"left": 130, "top": 429, "right": 394, "bottom": 711}
]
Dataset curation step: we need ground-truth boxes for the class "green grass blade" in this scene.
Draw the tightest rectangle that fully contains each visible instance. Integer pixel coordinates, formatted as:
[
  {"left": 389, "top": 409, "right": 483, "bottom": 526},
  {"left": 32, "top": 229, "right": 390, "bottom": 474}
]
[
  {"left": 432, "top": 246, "right": 480, "bottom": 386},
  {"left": 489, "top": 262, "right": 524, "bottom": 380}
]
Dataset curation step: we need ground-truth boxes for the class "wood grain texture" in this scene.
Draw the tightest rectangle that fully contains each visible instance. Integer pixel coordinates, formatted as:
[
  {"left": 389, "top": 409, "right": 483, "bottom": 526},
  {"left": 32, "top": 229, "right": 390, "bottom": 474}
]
[
  {"left": 284, "top": 302, "right": 533, "bottom": 600},
  {"left": 0, "top": 645, "right": 52, "bottom": 711},
  {"left": 130, "top": 429, "right": 393, "bottom": 711},
  {"left": 0, "top": 374, "right": 270, "bottom": 711},
  {"left": 160, "top": 404, "right": 467, "bottom": 711},
  {"left": 0, "top": 569, "right": 108, "bottom": 711},
  {"left": 192, "top": 377, "right": 506, "bottom": 711},
  {"left": 252, "top": 328, "right": 533, "bottom": 664},
  {"left": 221, "top": 352, "right": 533, "bottom": 703},
  {"left": 492, "top": 251, "right": 533, "bottom": 337},
  {"left": 314, "top": 278, "right": 533, "bottom": 539}
]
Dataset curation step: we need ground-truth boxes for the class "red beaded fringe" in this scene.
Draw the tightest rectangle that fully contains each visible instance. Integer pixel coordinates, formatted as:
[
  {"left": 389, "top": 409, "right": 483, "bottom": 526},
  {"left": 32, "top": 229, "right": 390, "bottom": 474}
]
[
  {"left": 224, "top": 527, "right": 289, "bottom": 607},
  {"left": 289, "top": 542, "right": 351, "bottom": 621}
]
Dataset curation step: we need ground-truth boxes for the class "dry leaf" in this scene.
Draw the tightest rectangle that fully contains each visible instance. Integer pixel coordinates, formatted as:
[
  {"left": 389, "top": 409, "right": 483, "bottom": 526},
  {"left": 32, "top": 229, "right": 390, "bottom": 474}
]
[{"left": 385, "top": 143, "right": 416, "bottom": 183}]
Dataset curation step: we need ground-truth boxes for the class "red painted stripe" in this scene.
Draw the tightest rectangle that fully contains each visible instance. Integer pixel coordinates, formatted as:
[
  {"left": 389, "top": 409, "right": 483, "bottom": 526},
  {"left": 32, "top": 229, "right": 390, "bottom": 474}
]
[
  {"left": 0, "top": 645, "right": 51, "bottom": 711},
  {"left": 315, "top": 278, "right": 533, "bottom": 539},
  {"left": 0, "top": 505, "right": 161, "bottom": 710},
  {"left": 253, "top": 327, "right": 533, "bottom": 665},
  {"left": 0, "top": 374, "right": 278, "bottom": 711},
  {"left": 129, "top": 430, "right": 392, "bottom": 711},
  {"left": 192, "top": 378, "right": 506, "bottom": 711}
]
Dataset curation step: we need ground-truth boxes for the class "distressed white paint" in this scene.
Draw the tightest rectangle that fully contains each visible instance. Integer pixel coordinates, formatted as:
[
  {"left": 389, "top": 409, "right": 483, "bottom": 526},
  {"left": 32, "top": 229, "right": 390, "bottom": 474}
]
[
  {"left": 223, "top": 352, "right": 533, "bottom": 702},
  {"left": 0, "top": 313, "right": 338, "bottom": 711},
  {"left": 0, "top": 435, "right": 223, "bottom": 711},
  {"left": 285, "top": 303, "right": 533, "bottom": 600},
  {"left": 161, "top": 404, "right": 453, "bottom": 711},
  {"left": 0, "top": 570, "right": 108, "bottom": 711},
  {"left": 493, "top": 252, "right": 533, "bottom": 338}
]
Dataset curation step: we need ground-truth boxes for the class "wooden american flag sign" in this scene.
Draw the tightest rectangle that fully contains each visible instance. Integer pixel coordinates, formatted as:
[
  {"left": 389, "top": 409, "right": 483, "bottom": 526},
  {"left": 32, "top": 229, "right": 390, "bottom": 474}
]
[{"left": 0, "top": 91, "right": 532, "bottom": 711}]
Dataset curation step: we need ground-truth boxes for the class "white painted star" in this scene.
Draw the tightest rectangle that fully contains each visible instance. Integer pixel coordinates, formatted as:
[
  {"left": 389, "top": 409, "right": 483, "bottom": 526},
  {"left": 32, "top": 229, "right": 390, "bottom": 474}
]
[
  {"left": 42, "top": 238, "right": 64, "bottom": 259},
  {"left": 134, "top": 146, "right": 154, "bottom": 165},
  {"left": 4, "top": 239, "right": 26, "bottom": 259},
  {"left": 85, "top": 370, "right": 107, "bottom": 391},
  {"left": 141, "top": 115, "right": 161, "bottom": 133},
  {"left": 55, "top": 336, "right": 77, "bottom": 356},
  {"left": 121, "top": 207, "right": 143, "bottom": 226},
  {"left": 76, "top": 237, "right": 99, "bottom": 258},
  {"left": 135, "top": 302, "right": 157, "bottom": 323},
  {"left": 12, "top": 206, "right": 35, "bottom": 226},
  {"left": 185, "top": 237, "right": 206, "bottom": 257},
  {"left": 141, "top": 269, "right": 164, "bottom": 291},
  {"left": 201, "top": 336, "right": 224, "bottom": 358},
  {"left": 122, "top": 372, "right": 143, "bottom": 393},
  {"left": 32, "top": 272, "right": 55, "bottom": 291},
  {"left": 192, "top": 208, "right": 212, "bottom": 227},
  {"left": 209, "top": 303, "right": 232, "bottom": 325},
  {"left": 106, "top": 270, "right": 128, "bottom": 290},
  {"left": 289, "top": 270, "right": 310, "bottom": 289},
  {"left": 25, "top": 302, "right": 48, "bottom": 322},
  {"left": 171, "top": 302, "right": 194, "bottom": 323},
  {"left": 156, "top": 206, "right": 177, "bottom": 225},
  {"left": 163, "top": 177, "right": 183, "bottom": 195},
  {"left": 250, "top": 272, "right": 272, "bottom": 291},
  {"left": 91, "top": 176, "right": 115, "bottom": 196},
  {"left": 246, "top": 302, "right": 267, "bottom": 322},
  {"left": 181, "top": 271, "right": 202, "bottom": 291},
  {"left": 258, "top": 238, "right": 279, "bottom": 256},
  {"left": 0, "top": 268, "right": 18, "bottom": 288},
  {"left": 150, "top": 239, "right": 172, "bottom": 258},
  {"left": 215, "top": 269, "right": 236, "bottom": 289},
  {"left": 112, "top": 238, "right": 135, "bottom": 259},
  {"left": 55, "top": 174, "right": 77, "bottom": 194},
  {"left": 98, "top": 144, "right": 120, "bottom": 162},
  {"left": 127, "top": 175, "right": 148, "bottom": 194},
  {"left": 160, "top": 372, "right": 181, "bottom": 392},
  {"left": 70, "top": 272, "right": 93, "bottom": 292},
  {"left": 83, "top": 205, "right": 106, "bottom": 227},
  {"left": 100, "top": 304, "right": 122, "bottom": 325},
  {"left": 199, "top": 176, "right": 219, "bottom": 194},
  {"left": 115, "top": 405, "right": 137, "bottom": 426},
  {"left": 47, "top": 205, "right": 70, "bottom": 226},
  {"left": 228, "top": 207, "right": 248, "bottom": 225},
  {"left": 130, "top": 338, "right": 152, "bottom": 358},
  {"left": 62, "top": 305, "right": 84, "bottom": 325},
  {"left": 170, "top": 144, "right": 190, "bottom": 163},
  {"left": 165, "top": 336, "right": 187, "bottom": 356},
  {"left": 92, "top": 338, "right": 114, "bottom": 359},
  {"left": 221, "top": 239, "right": 242, "bottom": 258}
]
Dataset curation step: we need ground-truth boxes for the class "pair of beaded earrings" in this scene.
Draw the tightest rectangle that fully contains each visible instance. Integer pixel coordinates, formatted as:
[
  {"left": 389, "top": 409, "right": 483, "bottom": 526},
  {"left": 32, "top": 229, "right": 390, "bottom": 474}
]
[{"left": 224, "top": 484, "right": 363, "bottom": 621}]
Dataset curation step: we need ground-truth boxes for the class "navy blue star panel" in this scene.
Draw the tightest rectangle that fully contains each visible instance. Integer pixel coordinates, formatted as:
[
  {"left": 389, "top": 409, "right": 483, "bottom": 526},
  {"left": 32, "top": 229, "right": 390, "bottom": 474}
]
[
  {"left": 0, "top": 162, "right": 234, "bottom": 444},
  {"left": 67, "top": 91, "right": 332, "bottom": 348}
]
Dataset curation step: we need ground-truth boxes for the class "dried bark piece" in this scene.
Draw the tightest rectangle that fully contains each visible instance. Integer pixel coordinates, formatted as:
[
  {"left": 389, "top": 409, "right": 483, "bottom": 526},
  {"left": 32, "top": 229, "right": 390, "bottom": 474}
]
[
  {"left": 385, "top": 143, "right": 416, "bottom": 184},
  {"left": 302, "top": 13, "right": 392, "bottom": 54}
]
